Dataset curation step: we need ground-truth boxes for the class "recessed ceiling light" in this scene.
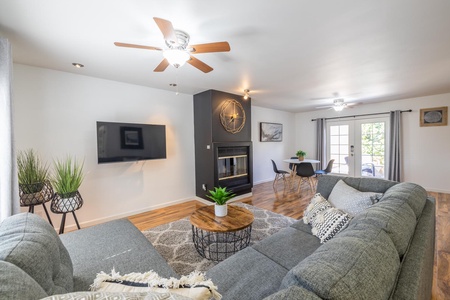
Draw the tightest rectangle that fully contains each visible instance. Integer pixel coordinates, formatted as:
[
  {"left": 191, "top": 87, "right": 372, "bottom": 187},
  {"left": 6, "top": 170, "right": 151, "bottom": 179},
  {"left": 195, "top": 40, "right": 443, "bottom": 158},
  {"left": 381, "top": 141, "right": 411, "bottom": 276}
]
[{"left": 72, "top": 63, "right": 84, "bottom": 68}]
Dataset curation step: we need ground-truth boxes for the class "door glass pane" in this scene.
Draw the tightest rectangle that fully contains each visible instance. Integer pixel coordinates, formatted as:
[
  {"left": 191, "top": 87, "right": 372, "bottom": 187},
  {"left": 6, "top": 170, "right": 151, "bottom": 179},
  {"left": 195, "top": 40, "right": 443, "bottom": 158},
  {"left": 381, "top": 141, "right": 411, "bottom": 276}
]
[
  {"left": 360, "top": 122, "right": 385, "bottom": 178},
  {"left": 329, "top": 125, "right": 349, "bottom": 174}
]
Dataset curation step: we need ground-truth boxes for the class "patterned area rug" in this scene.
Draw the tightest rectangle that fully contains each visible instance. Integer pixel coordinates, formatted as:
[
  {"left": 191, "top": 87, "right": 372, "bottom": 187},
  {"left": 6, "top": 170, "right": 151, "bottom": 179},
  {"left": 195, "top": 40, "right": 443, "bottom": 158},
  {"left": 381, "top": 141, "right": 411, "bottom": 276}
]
[{"left": 142, "top": 203, "right": 297, "bottom": 275}]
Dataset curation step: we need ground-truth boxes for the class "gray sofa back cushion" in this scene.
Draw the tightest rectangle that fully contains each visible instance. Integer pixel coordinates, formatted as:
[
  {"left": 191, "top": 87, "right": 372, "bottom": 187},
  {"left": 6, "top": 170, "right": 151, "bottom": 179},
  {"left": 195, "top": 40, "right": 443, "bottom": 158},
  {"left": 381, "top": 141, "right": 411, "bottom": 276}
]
[
  {"left": 380, "top": 181, "right": 427, "bottom": 218},
  {"left": 280, "top": 223, "right": 400, "bottom": 300},
  {"left": 317, "top": 175, "right": 398, "bottom": 199},
  {"left": 0, "top": 260, "right": 48, "bottom": 299},
  {"left": 351, "top": 182, "right": 426, "bottom": 257},
  {"left": 0, "top": 213, "right": 73, "bottom": 295}
]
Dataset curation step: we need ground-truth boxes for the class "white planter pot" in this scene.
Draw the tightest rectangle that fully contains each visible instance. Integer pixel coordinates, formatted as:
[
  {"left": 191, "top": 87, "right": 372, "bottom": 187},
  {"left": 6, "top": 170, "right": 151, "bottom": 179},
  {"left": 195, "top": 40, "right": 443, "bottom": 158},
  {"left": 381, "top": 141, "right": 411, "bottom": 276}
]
[
  {"left": 58, "top": 196, "right": 78, "bottom": 213},
  {"left": 214, "top": 204, "right": 228, "bottom": 217}
]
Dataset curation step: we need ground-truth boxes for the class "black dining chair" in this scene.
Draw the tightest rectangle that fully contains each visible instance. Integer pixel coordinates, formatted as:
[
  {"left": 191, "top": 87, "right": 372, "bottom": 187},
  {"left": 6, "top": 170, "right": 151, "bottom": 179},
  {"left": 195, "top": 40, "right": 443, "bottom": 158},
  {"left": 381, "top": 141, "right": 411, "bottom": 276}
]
[
  {"left": 271, "top": 159, "right": 290, "bottom": 189},
  {"left": 295, "top": 162, "right": 316, "bottom": 193},
  {"left": 288, "top": 156, "right": 298, "bottom": 171},
  {"left": 315, "top": 159, "right": 335, "bottom": 176}
]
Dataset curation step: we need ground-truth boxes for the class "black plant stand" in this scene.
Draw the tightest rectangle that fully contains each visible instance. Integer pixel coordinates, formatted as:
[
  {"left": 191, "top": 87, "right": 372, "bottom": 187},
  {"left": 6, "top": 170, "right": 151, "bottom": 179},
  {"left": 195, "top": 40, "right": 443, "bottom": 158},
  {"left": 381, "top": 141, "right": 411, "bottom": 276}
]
[
  {"left": 19, "top": 181, "right": 54, "bottom": 226},
  {"left": 50, "top": 191, "right": 83, "bottom": 234}
]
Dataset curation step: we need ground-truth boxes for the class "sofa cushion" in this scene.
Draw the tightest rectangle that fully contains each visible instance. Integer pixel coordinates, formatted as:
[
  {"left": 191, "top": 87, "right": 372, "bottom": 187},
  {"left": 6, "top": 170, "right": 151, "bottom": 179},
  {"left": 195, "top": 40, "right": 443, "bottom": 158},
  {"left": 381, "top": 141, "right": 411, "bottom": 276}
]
[
  {"left": 206, "top": 247, "right": 289, "bottom": 300},
  {"left": 60, "top": 218, "right": 177, "bottom": 291},
  {"left": 280, "top": 223, "right": 400, "bottom": 300},
  {"left": 350, "top": 182, "right": 424, "bottom": 257},
  {"left": 252, "top": 227, "right": 321, "bottom": 270},
  {"left": 379, "top": 182, "right": 427, "bottom": 218},
  {"left": 328, "top": 180, "right": 381, "bottom": 216},
  {"left": 0, "top": 260, "right": 48, "bottom": 299},
  {"left": 263, "top": 285, "right": 322, "bottom": 300},
  {"left": 290, "top": 220, "right": 313, "bottom": 234},
  {"left": 391, "top": 198, "right": 436, "bottom": 300},
  {"left": 0, "top": 213, "right": 73, "bottom": 295}
]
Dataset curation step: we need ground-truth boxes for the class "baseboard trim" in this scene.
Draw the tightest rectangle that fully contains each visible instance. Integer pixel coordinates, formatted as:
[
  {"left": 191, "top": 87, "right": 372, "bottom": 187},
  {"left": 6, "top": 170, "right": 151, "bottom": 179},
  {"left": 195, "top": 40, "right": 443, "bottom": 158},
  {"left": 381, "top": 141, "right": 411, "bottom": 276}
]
[{"left": 30, "top": 196, "right": 196, "bottom": 233}]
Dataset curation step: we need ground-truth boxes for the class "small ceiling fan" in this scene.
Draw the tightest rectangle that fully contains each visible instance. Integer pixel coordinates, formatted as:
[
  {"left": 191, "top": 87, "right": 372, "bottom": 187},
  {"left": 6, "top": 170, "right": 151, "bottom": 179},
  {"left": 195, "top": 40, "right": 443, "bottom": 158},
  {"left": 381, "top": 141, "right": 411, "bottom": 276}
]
[
  {"left": 114, "top": 17, "right": 231, "bottom": 73},
  {"left": 315, "top": 98, "right": 357, "bottom": 111}
]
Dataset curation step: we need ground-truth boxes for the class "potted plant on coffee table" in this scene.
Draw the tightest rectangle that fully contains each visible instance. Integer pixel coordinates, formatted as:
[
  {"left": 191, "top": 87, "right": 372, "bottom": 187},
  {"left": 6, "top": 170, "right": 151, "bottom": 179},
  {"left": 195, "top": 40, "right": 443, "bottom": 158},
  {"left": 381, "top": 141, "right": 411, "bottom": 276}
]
[
  {"left": 50, "top": 155, "right": 84, "bottom": 233},
  {"left": 206, "top": 186, "right": 236, "bottom": 217},
  {"left": 296, "top": 150, "right": 307, "bottom": 161}
]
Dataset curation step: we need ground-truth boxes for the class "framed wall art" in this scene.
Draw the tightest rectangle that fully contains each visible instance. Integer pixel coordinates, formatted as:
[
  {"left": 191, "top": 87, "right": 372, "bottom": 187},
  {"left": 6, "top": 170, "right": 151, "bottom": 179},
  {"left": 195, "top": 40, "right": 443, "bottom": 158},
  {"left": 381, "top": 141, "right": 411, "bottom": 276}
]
[
  {"left": 260, "top": 122, "right": 283, "bottom": 142},
  {"left": 420, "top": 106, "right": 448, "bottom": 127}
]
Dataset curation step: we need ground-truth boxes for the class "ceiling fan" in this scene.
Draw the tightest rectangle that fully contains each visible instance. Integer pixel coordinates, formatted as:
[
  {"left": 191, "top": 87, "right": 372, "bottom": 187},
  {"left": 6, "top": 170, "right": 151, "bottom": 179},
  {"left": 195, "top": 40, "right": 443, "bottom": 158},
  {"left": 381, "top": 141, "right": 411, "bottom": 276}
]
[
  {"left": 315, "top": 98, "right": 358, "bottom": 111},
  {"left": 114, "top": 17, "right": 231, "bottom": 73}
]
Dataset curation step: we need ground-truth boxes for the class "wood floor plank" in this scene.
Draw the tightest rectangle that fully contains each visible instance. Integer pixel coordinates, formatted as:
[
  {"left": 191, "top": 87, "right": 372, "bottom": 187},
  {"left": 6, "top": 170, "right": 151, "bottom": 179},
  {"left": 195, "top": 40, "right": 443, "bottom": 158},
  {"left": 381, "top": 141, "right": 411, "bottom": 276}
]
[{"left": 128, "top": 180, "right": 449, "bottom": 299}]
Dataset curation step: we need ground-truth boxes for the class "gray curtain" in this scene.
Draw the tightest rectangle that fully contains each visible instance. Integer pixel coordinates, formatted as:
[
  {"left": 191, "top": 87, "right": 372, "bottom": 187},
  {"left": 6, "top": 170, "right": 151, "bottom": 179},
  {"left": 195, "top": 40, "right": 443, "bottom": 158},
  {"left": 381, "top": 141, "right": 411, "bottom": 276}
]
[
  {"left": 316, "top": 118, "right": 327, "bottom": 170},
  {"left": 0, "top": 38, "right": 19, "bottom": 222},
  {"left": 388, "top": 110, "right": 402, "bottom": 182}
]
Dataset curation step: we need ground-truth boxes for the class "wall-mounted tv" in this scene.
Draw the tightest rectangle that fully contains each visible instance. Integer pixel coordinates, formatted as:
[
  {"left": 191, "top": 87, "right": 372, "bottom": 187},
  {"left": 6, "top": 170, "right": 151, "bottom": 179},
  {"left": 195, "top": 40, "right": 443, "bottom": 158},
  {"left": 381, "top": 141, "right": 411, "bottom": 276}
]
[{"left": 96, "top": 121, "right": 166, "bottom": 164}]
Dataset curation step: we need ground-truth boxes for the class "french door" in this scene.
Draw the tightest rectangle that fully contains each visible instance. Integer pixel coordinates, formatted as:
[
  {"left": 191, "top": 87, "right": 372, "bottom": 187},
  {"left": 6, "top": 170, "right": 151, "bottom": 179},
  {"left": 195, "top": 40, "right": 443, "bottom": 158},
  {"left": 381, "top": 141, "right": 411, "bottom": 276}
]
[{"left": 327, "top": 117, "right": 389, "bottom": 178}]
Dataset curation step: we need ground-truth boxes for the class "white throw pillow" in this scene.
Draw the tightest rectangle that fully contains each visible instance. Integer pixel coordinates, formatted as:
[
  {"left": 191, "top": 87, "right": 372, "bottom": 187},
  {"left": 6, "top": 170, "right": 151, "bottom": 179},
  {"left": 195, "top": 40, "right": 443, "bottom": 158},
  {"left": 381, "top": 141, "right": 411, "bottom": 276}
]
[
  {"left": 91, "top": 269, "right": 220, "bottom": 300},
  {"left": 328, "top": 180, "right": 381, "bottom": 216}
]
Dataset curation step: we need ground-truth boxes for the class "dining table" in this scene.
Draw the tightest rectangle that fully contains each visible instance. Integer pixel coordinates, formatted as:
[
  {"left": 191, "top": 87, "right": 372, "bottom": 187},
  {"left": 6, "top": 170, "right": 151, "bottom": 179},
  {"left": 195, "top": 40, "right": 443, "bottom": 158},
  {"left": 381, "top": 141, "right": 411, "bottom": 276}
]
[{"left": 283, "top": 158, "right": 321, "bottom": 187}]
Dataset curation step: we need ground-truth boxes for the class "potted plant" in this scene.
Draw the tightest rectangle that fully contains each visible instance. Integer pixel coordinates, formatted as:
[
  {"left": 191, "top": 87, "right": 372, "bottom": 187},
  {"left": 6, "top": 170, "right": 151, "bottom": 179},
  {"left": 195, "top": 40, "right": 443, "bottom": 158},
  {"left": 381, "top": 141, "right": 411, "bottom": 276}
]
[
  {"left": 17, "top": 149, "right": 50, "bottom": 204},
  {"left": 51, "top": 156, "right": 84, "bottom": 213},
  {"left": 206, "top": 186, "right": 236, "bottom": 217},
  {"left": 296, "top": 150, "right": 307, "bottom": 161}
]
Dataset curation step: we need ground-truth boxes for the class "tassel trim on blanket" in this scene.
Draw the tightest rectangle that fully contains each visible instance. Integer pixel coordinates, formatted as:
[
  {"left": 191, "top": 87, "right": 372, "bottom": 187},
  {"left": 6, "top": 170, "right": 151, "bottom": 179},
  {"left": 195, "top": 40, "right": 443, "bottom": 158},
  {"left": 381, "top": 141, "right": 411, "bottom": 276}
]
[{"left": 91, "top": 269, "right": 222, "bottom": 300}]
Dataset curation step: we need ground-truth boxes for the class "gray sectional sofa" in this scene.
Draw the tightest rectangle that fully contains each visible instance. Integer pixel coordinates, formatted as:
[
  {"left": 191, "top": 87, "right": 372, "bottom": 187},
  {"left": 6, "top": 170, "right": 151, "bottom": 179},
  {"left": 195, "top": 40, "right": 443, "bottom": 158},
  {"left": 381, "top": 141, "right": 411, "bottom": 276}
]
[
  {"left": 206, "top": 175, "right": 435, "bottom": 300},
  {"left": 0, "top": 175, "right": 435, "bottom": 300}
]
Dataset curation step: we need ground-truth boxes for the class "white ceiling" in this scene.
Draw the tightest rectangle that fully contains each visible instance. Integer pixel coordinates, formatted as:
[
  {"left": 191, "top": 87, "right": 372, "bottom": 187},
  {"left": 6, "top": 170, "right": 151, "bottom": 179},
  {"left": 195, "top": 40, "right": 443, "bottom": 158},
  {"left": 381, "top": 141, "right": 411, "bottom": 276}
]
[{"left": 1, "top": 0, "right": 450, "bottom": 112}]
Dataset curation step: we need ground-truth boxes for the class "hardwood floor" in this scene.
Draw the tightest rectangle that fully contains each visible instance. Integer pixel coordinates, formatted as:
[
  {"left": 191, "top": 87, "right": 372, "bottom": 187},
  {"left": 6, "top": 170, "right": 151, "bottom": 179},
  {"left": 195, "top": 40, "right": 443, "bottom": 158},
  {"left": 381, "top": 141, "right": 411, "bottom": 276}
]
[{"left": 128, "top": 179, "right": 449, "bottom": 299}]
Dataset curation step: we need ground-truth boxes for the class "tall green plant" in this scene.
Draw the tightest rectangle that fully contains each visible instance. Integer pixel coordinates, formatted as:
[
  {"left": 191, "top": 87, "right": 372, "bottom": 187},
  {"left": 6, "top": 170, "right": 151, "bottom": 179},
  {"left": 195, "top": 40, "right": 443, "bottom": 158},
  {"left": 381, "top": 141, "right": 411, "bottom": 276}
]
[
  {"left": 206, "top": 186, "right": 236, "bottom": 205},
  {"left": 52, "top": 156, "right": 84, "bottom": 198},
  {"left": 17, "top": 149, "right": 49, "bottom": 193}
]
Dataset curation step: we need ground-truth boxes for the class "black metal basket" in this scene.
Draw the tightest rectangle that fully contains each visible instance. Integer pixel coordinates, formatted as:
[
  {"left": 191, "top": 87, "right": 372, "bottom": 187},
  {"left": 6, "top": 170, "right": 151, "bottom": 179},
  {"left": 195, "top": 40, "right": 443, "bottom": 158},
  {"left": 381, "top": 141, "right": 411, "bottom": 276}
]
[
  {"left": 19, "top": 181, "right": 53, "bottom": 207},
  {"left": 50, "top": 191, "right": 83, "bottom": 214}
]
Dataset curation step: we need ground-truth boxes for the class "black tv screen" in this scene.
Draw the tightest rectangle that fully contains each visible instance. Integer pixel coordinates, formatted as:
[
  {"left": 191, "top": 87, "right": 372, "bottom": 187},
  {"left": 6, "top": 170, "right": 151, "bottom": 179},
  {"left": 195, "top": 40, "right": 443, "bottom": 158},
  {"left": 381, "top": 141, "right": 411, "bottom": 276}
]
[{"left": 96, "top": 121, "right": 166, "bottom": 164}]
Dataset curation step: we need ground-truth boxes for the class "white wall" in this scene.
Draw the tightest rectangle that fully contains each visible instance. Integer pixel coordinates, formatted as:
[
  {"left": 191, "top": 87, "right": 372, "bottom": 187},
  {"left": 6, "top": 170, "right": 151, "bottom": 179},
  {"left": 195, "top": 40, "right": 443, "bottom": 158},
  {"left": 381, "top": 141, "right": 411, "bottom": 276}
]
[
  {"left": 13, "top": 64, "right": 196, "bottom": 229},
  {"left": 295, "top": 93, "right": 450, "bottom": 193},
  {"left": 251, "top": 106, "right": 296, "bottom": 184}
]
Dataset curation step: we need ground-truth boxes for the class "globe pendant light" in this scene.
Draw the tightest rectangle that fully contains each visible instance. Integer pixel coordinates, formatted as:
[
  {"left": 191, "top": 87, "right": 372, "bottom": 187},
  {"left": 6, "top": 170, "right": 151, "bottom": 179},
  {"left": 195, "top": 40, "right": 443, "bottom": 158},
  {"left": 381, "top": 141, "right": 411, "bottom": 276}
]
[{"left": 163, "top": 49, "right": 190, "bottom": 68}]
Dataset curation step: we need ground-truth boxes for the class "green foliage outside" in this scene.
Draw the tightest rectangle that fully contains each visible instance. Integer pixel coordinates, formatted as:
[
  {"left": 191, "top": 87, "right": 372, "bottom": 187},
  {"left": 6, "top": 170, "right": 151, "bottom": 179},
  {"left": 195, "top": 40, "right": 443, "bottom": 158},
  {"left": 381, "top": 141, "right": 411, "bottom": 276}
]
[
  {"left": 361, "top": 122, "right": 385, "bottom": 166},
  {"left": 206, "top": 186, "right": 236, "bottom": 205}
]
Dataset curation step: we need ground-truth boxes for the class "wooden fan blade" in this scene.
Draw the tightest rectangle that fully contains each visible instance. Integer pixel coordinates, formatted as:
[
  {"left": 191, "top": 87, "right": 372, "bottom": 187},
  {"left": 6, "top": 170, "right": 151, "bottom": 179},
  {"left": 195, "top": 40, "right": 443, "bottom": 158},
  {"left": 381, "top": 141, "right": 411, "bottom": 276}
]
[
  {"left": 153, "top": 17, "right": 178, "bottom": 46},
  {"left": 190, "top": 42, "right": 231, "bottom": 54},
  {"left": 114, "top": 42, "right": 162, "bottom": 51},
  {"left": 154, "top": 59, "right": 170, "bottom": 72},
  {"left": 187, "top": 56, "right": 213, "bottom": 73}
]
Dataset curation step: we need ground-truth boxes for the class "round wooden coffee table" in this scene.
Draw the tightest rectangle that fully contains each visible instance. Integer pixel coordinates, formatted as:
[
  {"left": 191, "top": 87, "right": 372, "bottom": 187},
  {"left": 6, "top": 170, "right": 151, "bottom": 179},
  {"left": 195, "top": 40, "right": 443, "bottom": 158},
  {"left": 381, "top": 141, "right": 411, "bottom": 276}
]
[{"left": 190, "top": 205, "right": 254, "bottom": 262}]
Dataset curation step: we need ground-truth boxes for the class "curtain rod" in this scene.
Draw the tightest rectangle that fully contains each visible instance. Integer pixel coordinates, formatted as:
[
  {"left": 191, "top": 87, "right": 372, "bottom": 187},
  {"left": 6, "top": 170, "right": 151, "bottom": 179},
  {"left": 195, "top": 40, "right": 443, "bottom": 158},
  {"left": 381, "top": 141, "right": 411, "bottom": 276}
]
[{"left": 311, "top": 109, "right": 412, "bottom": 121}]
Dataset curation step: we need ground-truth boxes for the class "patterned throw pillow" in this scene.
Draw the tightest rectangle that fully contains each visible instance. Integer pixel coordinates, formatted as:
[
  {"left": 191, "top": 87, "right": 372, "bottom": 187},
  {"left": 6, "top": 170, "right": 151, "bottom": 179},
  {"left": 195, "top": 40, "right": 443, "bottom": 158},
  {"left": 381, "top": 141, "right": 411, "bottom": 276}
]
[
  {"left": 310, "top": 207, "right": 351, "bottom": 243},
  {"left": 91, "top": 269, "right": 220, "bottom": 300},
  {"left": 328, "top": 180, "right": 382, "bottom": 216},
  {"left": 303, "top": 193, "right": 332, "bottom": 225},
  {"left": 41, "top": 291, "right": 190, "bottom": 300}
]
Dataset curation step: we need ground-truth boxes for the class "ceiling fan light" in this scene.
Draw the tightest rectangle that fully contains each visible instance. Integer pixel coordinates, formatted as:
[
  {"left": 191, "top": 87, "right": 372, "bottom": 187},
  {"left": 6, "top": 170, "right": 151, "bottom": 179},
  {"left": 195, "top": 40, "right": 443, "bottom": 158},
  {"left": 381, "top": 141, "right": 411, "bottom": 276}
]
[
  {"left": 163, "top": 49, "right": 190, "bottom": 68},
  {"left": 333, "top": 105, "right": 344, "bottom": 112}
]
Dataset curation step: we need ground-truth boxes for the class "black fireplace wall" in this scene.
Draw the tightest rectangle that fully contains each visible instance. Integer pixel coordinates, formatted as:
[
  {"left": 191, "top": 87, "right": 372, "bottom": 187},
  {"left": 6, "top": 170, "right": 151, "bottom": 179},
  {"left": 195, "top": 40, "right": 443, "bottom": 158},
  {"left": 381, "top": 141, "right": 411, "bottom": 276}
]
[{"left": 193, "top": 90, "right": 253, "bottom": 200}]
